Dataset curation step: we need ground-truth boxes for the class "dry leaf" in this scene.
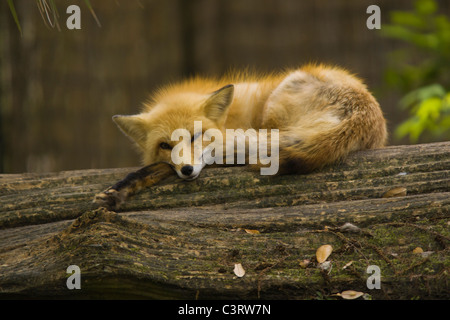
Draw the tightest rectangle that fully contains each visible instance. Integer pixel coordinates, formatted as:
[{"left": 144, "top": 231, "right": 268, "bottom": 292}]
[
  {"left": 244, "top": 229, "right": 260, "bottom": 234},
  {"left": 233, "top": 263, "right": 245, "bottom": 277},
  {"left": 339, "top": 222, "right": 360, "bottom": 233},
  {"left": 318, "top": 261, "right": 332, "bottom": 273},
  {"left": 316, "top": 244, "right": 333, "bottom": 263},
  {"left": 382, "top": 187, "right": 407, "bottom": 198},
  {"left": 412, "top": 247, "right": 423, "bottom": 254},
  {"left": 420, "top": 251, "right": 434, "bottom": 258},
  {"left": 299, "top": 259, "right": 310, "bottom": 269},
  {"left": 390, "top": 252, "right": 399, "bottom": 257},
  {"left": 342, "top": 261, "right": 354, "bottom": 269},
  {"left": 338, "top": 290, "right": 364, "bottom": 300}
]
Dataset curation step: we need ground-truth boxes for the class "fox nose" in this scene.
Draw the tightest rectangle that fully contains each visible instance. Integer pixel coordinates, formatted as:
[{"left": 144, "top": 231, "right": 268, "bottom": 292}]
[{"left": 181, "top": 165, "right": 194, "bottom": 176}]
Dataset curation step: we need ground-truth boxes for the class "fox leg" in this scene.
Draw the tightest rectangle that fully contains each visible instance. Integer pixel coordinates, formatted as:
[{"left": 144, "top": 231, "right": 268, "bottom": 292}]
[{"left": 93, "top": 162, "right": 174, "bottom": 210}]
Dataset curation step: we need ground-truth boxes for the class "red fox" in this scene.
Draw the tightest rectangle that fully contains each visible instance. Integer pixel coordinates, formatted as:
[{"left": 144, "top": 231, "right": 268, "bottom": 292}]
[{"left": 94, "top": 64, "right": 387, "bottom": 209}]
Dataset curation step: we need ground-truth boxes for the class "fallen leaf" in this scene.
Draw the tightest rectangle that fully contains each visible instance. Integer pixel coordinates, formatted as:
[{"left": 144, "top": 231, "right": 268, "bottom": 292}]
[
  {"left": 420, "top": 251, "right": 434, "bottom": 258},
  {"left": 412, "top": 247, "right": 423, "bottom": 254},
  {"left": 338, "top": 290, "right": 364, "bottom": 300},
  {"left": 342, "top": 261, "right": 354, "bottom": 269},
  {"left": 233, "top": 263, "right": 245, "bottom": 277},
  {"left": 362, "top": 293, "right": 372, "bottom": 300},
  {"left": 299, "top": 259, "right": 310, "bottom": 269},
  {"left": 382, "top": 187, "right": 407, "bottom": 198},
  {"left": 316, "top": 244, "right": 333, "bottom": 263},
  {"left": 244, "top": 229, "right": 260, "bottom": 234},
  {"left": 318, "top": 261, "right": 332, "bottom": 273},
  {"left": 390, "top": 252, "right": 399, "bottom": 257},
  {"left": 339, "top": 222, "right": 361, "bottom": 233}
]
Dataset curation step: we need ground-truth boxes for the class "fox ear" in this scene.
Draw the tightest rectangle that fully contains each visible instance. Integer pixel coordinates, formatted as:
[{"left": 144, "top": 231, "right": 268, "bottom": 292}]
[
  {"left": 113, "top": 115, "right": 149, "bottom": 148},
  {"left": 203, "top": 84, "right": 234, "bottom": 122}
]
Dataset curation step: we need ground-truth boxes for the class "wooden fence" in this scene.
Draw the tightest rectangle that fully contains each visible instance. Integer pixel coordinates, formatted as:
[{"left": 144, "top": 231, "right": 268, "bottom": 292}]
[{"left": 1, "top": 0, "right": 449, "bottom": 173}]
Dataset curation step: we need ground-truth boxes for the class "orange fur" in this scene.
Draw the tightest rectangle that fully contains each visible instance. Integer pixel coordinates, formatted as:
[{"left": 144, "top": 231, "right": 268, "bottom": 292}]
[{"left": 113, "top": 64, "right": 387, "bottom": 178}]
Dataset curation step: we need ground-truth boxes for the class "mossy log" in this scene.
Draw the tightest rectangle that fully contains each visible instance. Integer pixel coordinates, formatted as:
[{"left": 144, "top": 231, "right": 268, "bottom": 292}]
[{"left": 0, "top": 142, "right": 449, "bottom": 299}]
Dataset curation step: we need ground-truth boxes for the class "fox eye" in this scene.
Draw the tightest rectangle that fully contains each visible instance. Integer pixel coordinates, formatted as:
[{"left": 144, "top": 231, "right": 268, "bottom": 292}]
[{"left": 159, "top": 142, "right": 172, "bottom": 150}]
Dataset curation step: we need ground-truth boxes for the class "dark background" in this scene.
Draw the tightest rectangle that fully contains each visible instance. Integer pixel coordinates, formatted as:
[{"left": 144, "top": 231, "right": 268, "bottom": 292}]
[{"left": 1, "top": 0, "right": 448, "bottom": 173}]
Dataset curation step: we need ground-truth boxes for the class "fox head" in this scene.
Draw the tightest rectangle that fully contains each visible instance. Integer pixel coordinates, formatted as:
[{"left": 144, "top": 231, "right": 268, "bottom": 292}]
[{"left": 113, "top": 84, "right": 234, "bottom": 180}]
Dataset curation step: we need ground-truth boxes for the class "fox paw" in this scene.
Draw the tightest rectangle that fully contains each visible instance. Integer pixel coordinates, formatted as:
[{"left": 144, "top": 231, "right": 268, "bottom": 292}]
[{"left": 93, "top": 188, "right": 127, "bottom": 211}]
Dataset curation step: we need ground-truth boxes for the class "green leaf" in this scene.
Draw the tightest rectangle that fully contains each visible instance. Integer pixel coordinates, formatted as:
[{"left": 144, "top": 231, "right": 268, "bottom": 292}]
[
  {"left": 384, "top": 0, "right": 450, "bottom": 142},
  {"left": 36, "top": 0, "right": 61, "bottom": 30},
  {"left": 442, "top": 93, "right": 450, "bottom": 111},
  {"left": 416, "top": 97, "right": 442, "bottom": 121},
  {"left": 395, "top": 117, "right": 424, "bottom": 142},
  {"left": 390, "top": 11, "right": 427, "bottom": 29},
  {"left": 436, "top": 116, "right": 450, "bottom": 135},
  {"left": 409, "top": 121, "right": 425, "bottom": 142},
  {"left": 7, "top": 0, "right": 22, "bottom": 36},
  {"left": 414, "top": 0, "right": 437, "bottom": 16},
  {"left": 381, "top": 24, "right": 414, "bottom": 40},
  {"left": 399, "top": 84, "right": 446, "bottom": 109},
  {"left": 83, "top": 0, "right": 102, "bottom": 27}
]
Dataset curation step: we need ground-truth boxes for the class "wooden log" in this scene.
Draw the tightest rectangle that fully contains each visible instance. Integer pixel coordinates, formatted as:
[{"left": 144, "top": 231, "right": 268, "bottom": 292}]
[{"left": 0, "top": 142, "right": 449, "bottom": 299}]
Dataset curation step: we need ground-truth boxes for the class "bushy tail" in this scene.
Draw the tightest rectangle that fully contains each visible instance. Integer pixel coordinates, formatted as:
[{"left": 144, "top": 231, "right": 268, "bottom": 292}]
[
  {"left": 257, "top": 65, "right": 387, "bottom": 175},
  {"left": 276, "top": 110, "right": 387, "bottom": 174}
]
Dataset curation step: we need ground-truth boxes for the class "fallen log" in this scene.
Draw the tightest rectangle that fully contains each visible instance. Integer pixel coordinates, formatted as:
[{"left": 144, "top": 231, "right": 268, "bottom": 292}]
[{"left": 0, "top": 142, "right": 449, "bottom": 299}]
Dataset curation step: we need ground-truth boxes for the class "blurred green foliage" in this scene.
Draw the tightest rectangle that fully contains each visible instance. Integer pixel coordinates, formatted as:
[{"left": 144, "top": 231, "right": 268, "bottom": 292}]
[
  {"left": 7, "top": 0, "right": 22, "bottom": 36},
  {"left": 381, "top": 0, "right": 450, "bottom": 143}
]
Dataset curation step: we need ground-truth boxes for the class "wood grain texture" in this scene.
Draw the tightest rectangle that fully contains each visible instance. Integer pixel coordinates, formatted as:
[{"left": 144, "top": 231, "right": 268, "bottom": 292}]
[{"left": 0, "top": 142, "right": 449, "bottom": 299}]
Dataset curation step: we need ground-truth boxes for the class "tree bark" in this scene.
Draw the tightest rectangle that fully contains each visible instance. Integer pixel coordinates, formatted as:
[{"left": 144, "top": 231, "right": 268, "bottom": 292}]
[{"left": 0, "top": 142, "right": 449, "bottom": 299}]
